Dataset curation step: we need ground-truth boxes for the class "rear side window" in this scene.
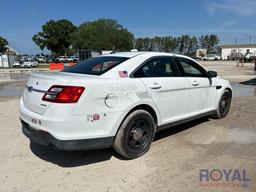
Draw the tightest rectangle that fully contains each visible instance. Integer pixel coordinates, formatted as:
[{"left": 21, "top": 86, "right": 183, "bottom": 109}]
[
  {"left": 133, "top": 57, "right": 178, "bottom": 78},
  {"left": 62, "top": 56, "right": 129, "bottom": 75},
  {"left": 176, "top": 57, "right": 207, "bottom": 77}
]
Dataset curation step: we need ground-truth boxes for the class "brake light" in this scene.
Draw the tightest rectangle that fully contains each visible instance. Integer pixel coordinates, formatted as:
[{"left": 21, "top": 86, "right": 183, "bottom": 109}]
[{"left": 42, "top": 85, "right": 85, "bottom": 103}]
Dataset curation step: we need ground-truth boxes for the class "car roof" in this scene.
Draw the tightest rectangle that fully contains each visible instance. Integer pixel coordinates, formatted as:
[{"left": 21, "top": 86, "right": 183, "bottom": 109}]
[
  {"left": 101, "top": 52, "right": 145, "bottom": 58},
  {"left": 102, "top": 51, "right": 188, "bottom": 58},
  {"left": 101, "top": 51, "right": 206, "bottom": 78}
]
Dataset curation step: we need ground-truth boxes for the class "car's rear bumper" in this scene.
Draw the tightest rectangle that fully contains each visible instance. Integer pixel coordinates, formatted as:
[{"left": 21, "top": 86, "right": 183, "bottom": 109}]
[
  {"left": 19, "top": 98, "right": 122, "bottom": 140},
  {"left": 21, "top": 119, "right": 114, "bottom": 151}
]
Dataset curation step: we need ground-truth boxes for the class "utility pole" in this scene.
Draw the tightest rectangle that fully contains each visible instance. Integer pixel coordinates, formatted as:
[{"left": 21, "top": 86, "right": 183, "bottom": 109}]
[
  {"left": 235, "top": 38, "right": 238, "bottom": 45},
  {"left": 0, "top": 53, "right": 3, "bottom": 67},
  {"left": 244, "top": 34, "right": 253, "bottom": 45},
  {"left": 7, "top": 48, "right": 10, "bottom": 68}
]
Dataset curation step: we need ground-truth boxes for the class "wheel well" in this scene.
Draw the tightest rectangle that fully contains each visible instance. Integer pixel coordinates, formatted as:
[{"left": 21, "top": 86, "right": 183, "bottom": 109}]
[
  {"left": 225, "top": 88, "right": 232, "bottom": 97},
  {"left": 127, "top": 104, "right": 158, "bottom": 125}
]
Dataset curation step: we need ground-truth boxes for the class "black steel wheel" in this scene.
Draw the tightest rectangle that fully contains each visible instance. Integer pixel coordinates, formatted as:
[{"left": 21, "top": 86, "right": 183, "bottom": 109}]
[
  {"left": 212, "top": 89, "right": 232, "bottom": 119},
  {"left": 113, "top": 110, "right": 156, "bottom": 159},
  {"left": 126, "top": 119, "right": 151, "bottom": 151}
]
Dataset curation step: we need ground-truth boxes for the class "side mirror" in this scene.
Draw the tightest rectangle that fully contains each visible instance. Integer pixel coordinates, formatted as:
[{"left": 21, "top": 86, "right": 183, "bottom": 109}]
[{"left": 207, "top": 71, "right": 217, "bottom": 78}]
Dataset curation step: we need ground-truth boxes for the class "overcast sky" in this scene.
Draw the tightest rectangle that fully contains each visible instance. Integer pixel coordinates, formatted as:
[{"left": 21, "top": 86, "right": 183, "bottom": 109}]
[{"left": 0, "top": 0, "right": 255, "bottom": 54}]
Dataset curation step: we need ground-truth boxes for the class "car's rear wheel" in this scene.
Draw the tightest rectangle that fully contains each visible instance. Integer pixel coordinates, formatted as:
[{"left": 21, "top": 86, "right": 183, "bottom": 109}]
[
  {"left": 113, "top": 110, "right": 156, "bottom": 159},
  {"left": 212, "top": 89, "right": 232, "bottom": 119}
]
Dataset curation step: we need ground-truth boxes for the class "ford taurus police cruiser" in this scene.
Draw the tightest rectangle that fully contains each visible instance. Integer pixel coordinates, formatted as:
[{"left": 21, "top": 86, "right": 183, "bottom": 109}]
[{"left": 20, "top": 52, "right": 232, "bottom": 159}]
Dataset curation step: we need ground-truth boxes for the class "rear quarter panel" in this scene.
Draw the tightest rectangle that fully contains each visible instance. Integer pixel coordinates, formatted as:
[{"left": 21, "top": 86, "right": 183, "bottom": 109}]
[{"left": 72, "top": 78, "right": 161, "bottom": 135}]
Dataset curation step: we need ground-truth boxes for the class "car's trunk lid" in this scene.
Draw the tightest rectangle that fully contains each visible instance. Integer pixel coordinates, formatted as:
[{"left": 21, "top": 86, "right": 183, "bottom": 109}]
[
  {"left": 23, "top": 72, "right": 107, "bottom": 115},
  {"left": 23, "top": 72, "right": 72, "bottom": 115}
]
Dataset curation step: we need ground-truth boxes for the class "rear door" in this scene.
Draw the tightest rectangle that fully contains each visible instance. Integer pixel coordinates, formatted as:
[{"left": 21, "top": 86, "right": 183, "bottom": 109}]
[
  {"left": 132, "top": 56, "right": 190, "bottom": 125},
  {"left": 175, "top": 57, "right": 216, "bottom": 115}
]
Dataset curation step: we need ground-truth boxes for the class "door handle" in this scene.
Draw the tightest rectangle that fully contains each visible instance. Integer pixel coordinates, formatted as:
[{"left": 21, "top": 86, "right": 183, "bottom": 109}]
[
  {"left": 191, "top": 80, "right": 199, "bottom": 86},
  {"left": 150, "top": 83, "right": 162, "bottom": 89},
  {"left": 192, "top": 83, "right": 199, "bottom": 86}
]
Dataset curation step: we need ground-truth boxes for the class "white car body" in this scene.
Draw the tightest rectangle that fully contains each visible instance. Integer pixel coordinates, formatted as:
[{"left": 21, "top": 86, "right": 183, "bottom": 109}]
[
  {"left": 202, "top": 54, "right": 221, "bottom": 61},
  {"left": 55, "top": 56, "right": 65, "bottom": 62},
  {"left": 19, "top": 52, "right": 232, "bottom": 157},
  {"left": 37, "top": 56, "right": 46, "bottom": 63},
  {"left": 12, "top": 61, "right": 20, "bottom": 67},
  {"left": 20, "top": 58, "right": 38, "bottom": 68},
  {"left": 56, "top": 56, "right": 74, "bottom": 63}
]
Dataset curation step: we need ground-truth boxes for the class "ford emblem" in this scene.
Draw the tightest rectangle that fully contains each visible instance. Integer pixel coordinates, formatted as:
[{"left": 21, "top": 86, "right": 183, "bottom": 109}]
[{"left": 27, "top": 86, "right": 33, "bottom": 92}]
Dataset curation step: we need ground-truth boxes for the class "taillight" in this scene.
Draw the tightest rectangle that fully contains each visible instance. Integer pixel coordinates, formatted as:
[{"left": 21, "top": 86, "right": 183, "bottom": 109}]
[{"left": 42, "top": 85, "right": 85, "bottom": 103}]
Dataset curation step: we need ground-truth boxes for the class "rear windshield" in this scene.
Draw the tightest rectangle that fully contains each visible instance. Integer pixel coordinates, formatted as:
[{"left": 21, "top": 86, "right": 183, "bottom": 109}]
[{"left": 62, "top": 56, "right": 129, "bottom": 75}]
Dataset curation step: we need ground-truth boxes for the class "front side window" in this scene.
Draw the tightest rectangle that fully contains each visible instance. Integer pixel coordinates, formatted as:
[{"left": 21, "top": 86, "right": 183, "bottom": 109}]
[
  {"left": 133, "top": 57, "right": 177, "bottom": 78},
  {"left": 62, "top": 56, "right": 129, "bottom": 75},
  {"left": 176, "top": 57, "right": 207, "bottom": 77}
]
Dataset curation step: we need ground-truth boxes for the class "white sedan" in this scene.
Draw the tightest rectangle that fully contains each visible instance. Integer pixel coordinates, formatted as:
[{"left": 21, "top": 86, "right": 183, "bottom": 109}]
[
  {"left": 202, "top": 54, "right": 221, "bottom": 61},
  {"left": 19, "top": 52, "right": 232, "bottom": 159},
  {"left": 20, "top": 58, "right": 38, "bottom": 68}
]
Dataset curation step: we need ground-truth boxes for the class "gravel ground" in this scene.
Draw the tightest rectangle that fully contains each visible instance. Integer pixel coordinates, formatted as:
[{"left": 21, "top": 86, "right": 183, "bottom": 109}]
[
  {"left": 0, "top": 96, "right": 255, "bottom": 192},
  {"left": 200, "top": 60, "right": 255, "bottom": 83}
]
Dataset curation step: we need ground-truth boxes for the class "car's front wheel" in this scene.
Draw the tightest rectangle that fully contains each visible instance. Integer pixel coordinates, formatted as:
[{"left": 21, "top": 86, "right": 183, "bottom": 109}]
[
  {"left": 113, "top": 110, "right": 156, "bottom": 159},
  {"left": 212, "top": 89, "right": 232, "bottom": 119}
]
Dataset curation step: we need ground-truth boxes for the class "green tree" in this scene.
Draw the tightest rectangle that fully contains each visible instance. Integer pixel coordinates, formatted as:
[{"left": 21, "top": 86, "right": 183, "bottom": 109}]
[
  {"left": 135, "top": 38, "right": 145, "bottom": 51},
  {"left": 177, "top": 35, "right": 191, "bottom": 54},
  {"left": 136, "top": 34, "right": 217, "bottom": 55},
  {"left": 143, "top": 38, "right": 152, "bottom": 51},
  {"left": 0, "top": 36, "right": 8, "bottom": 53},
  {"left": 208, "top": 34, "right": 220, "bottom": 53},
  {"left": 163, "top": 36, "right": 177, "bottom": 52},
  {"left": 72, "top": 19, "right": 134, "bottom": 51},
  {"left": 198, "top": 34, "right": 219, "bottom": 53},
  {"left": 187, "top": 36, "right": 198, "bottom": 55},
  {"left": 32, "top": 19, "right": 77, "bottom": 55},
  {"left": 198, "top": 35, "right": 208, "bottom": 49},
  {"left": 135, "top": 36, "right": 178, "bottom": 52}
]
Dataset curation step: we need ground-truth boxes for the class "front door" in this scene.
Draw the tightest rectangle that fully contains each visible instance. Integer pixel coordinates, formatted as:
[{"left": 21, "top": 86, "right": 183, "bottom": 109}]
[
  {"left": 132, "top": 56, "right": 191, "bottom": 125},
  {"left": 175, "top": 57, "right": 217, "bottom": 116}
]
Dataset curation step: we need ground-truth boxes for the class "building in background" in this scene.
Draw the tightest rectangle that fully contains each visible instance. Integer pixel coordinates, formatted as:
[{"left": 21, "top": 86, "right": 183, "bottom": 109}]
[
  {"left": 4, "top": 46, "right": 19, "bottom": 55},
  {"left": 0, "top": 46, "right": 19, "bottom": 67},
  {"left": 0, "top": 54, "right": 16, "bottom": 67},
  {"left": 220, "top": 44, "right": 256, "bottom": 60}
]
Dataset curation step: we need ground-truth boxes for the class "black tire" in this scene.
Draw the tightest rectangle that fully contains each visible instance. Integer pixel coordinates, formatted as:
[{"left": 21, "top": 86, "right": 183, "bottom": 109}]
[
  {"left": 113, "top": 110, "right": 156, "bottom": 159},
  {"left": 212, "top": 89, "right": 232, "bottom": 119}
]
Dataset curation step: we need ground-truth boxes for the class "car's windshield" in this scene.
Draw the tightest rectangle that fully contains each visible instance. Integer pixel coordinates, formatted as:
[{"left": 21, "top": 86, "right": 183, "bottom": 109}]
[
  {"left": 62, "top": 56, "right": 129, "bottom": 75},
  {"left": 23, "top": 58, "right": 33, "bottom": 62}
]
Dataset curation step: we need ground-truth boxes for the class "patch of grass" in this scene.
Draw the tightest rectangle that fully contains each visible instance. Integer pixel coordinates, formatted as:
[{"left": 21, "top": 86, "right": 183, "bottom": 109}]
[
  {"left": 0, "top": 64, "right": 49, "bottom": 70},
  {"left": 38, "top": 64, "right": 49, "bottom": 68}
]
